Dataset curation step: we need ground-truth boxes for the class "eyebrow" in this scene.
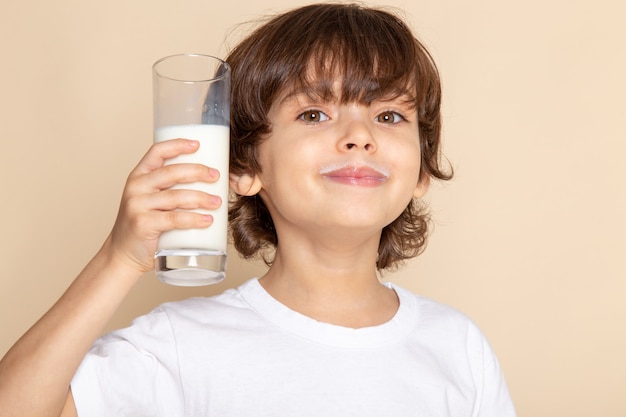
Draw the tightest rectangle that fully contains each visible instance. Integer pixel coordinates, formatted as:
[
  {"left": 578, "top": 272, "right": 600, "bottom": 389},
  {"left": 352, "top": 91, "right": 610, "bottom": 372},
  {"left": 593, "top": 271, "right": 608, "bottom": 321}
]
[
  {"left": 277, "top": 90, "right": 308, "bottom": 106},
  {"left": 278, "top": 89, "right": 417, "bottom": 107},
  {"left": 277, "top": 84, "right": 334, "bottom": 105}
]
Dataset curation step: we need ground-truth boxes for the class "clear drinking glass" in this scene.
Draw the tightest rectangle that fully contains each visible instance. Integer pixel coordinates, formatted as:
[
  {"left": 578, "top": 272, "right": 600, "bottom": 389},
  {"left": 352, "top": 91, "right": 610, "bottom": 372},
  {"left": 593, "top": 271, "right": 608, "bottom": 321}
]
[{"left": 152, "top": 54, "right": 230, "bottom": 286}]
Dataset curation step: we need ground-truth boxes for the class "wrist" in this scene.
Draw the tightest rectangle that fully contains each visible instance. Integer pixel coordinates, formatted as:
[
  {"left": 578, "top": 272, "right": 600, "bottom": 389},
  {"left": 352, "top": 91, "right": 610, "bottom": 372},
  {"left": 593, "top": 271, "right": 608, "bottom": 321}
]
[{"left": 92, "top": 235, "right": 150, "bottom": 285}]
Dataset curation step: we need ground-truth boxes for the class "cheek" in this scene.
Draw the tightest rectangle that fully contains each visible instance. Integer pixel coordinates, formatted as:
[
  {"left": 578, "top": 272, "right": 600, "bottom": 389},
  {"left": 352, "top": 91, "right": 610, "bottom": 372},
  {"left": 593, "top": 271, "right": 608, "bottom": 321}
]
[{"left": 394, "top": 140, "right": 422, "bottom": 178}]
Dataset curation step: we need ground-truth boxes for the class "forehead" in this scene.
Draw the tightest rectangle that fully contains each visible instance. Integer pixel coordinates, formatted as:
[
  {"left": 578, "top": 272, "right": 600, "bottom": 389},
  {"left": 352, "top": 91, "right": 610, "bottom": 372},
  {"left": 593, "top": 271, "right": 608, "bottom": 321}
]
[
  {"left": 275, "top": 82, "right": 417, "bottom": 110},
  {"left": 274, "top": 58, "right": 418, "bottom": 108}
]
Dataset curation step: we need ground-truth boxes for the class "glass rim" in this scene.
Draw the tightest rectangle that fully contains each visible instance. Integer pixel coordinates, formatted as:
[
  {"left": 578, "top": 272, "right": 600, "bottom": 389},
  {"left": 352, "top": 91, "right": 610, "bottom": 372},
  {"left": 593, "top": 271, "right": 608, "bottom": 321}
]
[{"left": 152, "top": 53, "right": 230, "bottom": 83}]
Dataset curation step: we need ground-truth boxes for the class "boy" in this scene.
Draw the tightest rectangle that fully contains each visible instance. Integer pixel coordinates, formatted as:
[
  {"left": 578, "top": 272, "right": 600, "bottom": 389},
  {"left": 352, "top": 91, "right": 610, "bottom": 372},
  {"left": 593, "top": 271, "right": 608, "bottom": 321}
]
[{"left": 0, "top": 3, "right": 516, "bottom": 416}]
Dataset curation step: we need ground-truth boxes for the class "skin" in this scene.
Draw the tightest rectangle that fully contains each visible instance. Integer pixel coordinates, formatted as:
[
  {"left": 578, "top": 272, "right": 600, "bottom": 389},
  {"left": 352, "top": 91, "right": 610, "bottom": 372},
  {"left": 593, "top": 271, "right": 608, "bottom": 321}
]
[
  {"left": 0, "top": 92, "right": 429, "bottom": 416},
  {"left": 0, "top": 139, "right": 221, "bottom": 416},
  {"left": 232, "top": 92, "right": 429, "bottom": 327}
]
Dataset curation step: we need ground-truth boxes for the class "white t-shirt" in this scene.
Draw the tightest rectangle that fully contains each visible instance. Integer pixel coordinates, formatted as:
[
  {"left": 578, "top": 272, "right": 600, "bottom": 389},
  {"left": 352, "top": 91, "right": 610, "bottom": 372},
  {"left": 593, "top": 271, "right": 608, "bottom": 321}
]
[{"left": 71, "top": 278, "right": 516, "bottom": 416}]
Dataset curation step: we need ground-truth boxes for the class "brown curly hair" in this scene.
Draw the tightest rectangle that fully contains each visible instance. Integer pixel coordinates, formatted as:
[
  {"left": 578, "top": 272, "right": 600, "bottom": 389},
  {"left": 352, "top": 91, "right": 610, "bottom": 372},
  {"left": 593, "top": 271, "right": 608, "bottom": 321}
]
[{"left": 227, "top": 3, "right": 452, "bottom": 269}]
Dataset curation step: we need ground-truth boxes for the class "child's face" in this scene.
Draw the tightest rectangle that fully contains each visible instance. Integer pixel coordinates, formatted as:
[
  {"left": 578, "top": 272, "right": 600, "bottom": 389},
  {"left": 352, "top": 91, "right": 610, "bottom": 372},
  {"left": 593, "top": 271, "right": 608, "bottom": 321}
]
[{"left": 252, "top": 88, "right": 429, "bottom": 238}]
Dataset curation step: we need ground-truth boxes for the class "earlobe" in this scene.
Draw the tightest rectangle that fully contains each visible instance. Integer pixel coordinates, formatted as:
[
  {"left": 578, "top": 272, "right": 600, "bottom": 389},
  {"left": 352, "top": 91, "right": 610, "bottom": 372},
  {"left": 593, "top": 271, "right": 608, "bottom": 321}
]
[
  {"left": 413, "top": 174, "right": 430, "bottom": 198},
  {"left": 230, "top": 173, "right": 263, "bottom": 196}
]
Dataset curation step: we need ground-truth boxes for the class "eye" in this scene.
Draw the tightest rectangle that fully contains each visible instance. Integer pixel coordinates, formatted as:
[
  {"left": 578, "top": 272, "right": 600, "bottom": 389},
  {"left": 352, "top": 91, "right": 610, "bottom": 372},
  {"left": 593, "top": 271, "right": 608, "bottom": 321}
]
[
  {"left": 298, "top": 110, "right": 330, "bottom": 123},
  {"left": 376, "top": 111, "right": 405, "bottom": 124}
]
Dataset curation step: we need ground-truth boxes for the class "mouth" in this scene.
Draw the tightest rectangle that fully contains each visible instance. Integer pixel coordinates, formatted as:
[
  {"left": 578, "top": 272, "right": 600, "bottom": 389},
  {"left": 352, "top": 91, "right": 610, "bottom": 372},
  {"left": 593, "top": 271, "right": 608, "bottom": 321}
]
[{"left": 320, "top": 162, "right": 390, "bottom": 186}]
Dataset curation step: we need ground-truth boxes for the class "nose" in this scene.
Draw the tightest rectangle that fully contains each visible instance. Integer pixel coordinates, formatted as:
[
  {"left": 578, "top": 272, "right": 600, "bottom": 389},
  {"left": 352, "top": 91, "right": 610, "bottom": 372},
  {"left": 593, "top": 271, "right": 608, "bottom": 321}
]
[{"left": 337, "top": 107, "right": 377, "bottom": 153}]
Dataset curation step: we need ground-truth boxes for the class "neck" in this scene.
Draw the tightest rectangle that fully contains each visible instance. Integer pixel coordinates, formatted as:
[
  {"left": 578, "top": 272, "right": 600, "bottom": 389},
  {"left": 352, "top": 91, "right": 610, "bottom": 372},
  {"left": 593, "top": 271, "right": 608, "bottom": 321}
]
[{"left": 258, "top": 232, "right": 398, "bottom": 328}]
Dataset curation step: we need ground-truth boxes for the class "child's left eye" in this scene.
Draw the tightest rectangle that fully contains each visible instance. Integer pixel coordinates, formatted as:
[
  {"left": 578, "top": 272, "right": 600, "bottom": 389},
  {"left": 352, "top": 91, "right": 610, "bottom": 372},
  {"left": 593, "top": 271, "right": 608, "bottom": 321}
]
[
  {"left": 298, "top": 110, "right": 330, "bottom": 123},
  {"left": 376, "top": 111, "right": 405, "bottom": 124}
]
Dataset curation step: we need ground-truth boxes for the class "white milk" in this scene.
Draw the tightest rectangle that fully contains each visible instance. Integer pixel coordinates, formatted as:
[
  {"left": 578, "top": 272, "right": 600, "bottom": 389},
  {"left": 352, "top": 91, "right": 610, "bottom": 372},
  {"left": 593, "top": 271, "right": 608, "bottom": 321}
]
[{"left": 154, "top": 124, "right": 229, "bottom": 252}]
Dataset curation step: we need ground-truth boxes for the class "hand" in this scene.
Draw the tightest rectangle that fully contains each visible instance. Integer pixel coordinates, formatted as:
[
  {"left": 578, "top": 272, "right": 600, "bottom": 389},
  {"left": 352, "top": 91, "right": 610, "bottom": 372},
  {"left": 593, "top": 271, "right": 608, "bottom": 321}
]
[{"left": 106, "top": 139, "right": 222, "bottom": 274}]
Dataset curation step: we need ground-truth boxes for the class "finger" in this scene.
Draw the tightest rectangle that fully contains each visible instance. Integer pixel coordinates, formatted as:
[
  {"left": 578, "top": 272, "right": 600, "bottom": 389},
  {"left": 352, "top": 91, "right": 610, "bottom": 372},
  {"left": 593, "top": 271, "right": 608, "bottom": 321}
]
[
  {"left": 132, "top": 139, "right": 201, "bottom": 177},
  {"left": 164, "top": 211, "right": 214, "bottom": 231},
  {"left": 128, "top": 189, "right": 222, "bottom": 213},
  {"left": 147, "top": 210, "right": 215, "bottom": 235},
  {"left": 127, "top": 163, "right": 220, "bottom": 195}
]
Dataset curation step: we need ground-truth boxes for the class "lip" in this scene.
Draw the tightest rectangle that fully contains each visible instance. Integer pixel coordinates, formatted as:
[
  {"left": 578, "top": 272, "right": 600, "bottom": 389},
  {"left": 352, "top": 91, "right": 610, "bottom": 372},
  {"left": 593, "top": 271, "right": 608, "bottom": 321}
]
[{"left": 320, "top": 162, "right": 390, "bottom": 186}]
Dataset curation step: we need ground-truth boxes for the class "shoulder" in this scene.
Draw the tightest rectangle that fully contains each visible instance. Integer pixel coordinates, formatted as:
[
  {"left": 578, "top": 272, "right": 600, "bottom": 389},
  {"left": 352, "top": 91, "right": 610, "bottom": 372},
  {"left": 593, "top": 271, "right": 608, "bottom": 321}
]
[
  {"left": 154, "top": 279, "right": 259, "bottom": 328},
  {"left": 158, "top": 285, "right": 246, "bottom": 315},
  {"left": 90, "top": 279, "right": 263, "bottom": 353},
  {"left": 392, "top": 283, "right": 474, "bottom": 327},
  {"left": 151, "top": 283, "right": 249, "bottom": 321},
  {"left": 390, "top": 283, "right": 515, "bottom": 404},
  {"left": 390, "top": 282, "right": 493, "bottom": 351}
]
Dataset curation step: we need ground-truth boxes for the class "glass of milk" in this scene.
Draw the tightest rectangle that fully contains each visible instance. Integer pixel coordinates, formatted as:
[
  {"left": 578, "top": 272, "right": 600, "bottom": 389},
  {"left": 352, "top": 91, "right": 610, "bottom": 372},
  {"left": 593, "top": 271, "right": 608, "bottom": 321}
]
[{"left": 152, "top": 54, "right": 230, "bottom": 286}]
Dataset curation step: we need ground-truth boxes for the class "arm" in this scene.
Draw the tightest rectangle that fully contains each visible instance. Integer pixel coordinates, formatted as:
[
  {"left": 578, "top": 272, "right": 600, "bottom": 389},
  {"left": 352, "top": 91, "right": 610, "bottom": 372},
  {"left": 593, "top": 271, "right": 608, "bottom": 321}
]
[{"left": 0, "top": 139, "right": 221, "bottom": 417}]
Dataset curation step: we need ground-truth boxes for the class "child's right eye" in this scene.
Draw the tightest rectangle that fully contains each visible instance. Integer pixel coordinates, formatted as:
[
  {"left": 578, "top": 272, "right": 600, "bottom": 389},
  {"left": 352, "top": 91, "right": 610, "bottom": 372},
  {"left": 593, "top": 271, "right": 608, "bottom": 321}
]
[{"left": 298, "top": 110, "right": 330, "bottom": 123}]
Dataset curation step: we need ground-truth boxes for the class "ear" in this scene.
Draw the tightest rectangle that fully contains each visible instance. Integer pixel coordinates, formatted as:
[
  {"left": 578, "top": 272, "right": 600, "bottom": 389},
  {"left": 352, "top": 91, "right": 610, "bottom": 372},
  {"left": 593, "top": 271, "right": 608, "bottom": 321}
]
[
  {"left": 413, "top": 174, "right": 430, "bottom": 199},
  {"left": 230, "top": 173, "right": 263, "bottom": 196}
]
